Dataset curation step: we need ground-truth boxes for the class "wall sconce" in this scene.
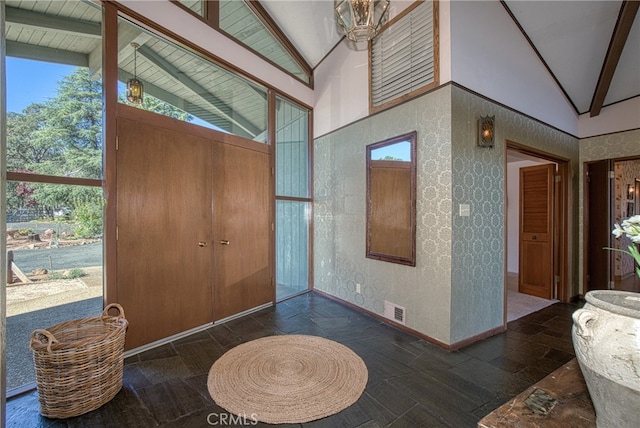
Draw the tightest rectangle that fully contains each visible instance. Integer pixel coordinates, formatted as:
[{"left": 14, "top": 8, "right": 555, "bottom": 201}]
[
  {"left": 478, "top": 115, "right": 495, "bottom": 148},
  {"left": 126, "top": 43, "right": 144, "bottom": 104},
  {"left": 335, "top": 0, "right": 390, "bottom": 42}
]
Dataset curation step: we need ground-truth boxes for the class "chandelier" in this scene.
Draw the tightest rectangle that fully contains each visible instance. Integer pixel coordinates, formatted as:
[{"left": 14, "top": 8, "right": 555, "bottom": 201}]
[
  {"left": 335, "top": 0, "right": 390, "bottom": 42},
  {"left": 126, "top": 43, "right": 144, "bottom": 104}
]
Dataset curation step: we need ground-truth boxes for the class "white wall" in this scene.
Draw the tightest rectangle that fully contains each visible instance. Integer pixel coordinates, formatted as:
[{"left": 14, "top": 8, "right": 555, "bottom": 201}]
[
  {"left": 313, "top": 41, "right": 369, "bottom": 138},
  {"left": 449, "top": 0, "right": 578, "bottom": 135},
  {"left": 578, "top": 97, "right": 640, "bottom": 138},
  {"left": 117, "top": 0, "right": 314, "bottom": 107},
  {"left": 314, "top": 0, "right": 451, "bottom": 137},
  {"left": 315, "top": 0, "right": 582, "bottom": 138}
]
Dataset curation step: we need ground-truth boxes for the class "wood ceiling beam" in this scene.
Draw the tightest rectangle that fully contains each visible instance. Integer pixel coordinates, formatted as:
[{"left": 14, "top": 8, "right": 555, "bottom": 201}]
[
  {"left": 589, "top": 0, "right": 639, "bottom": 117},
  {"left": 137, "top": 44, "right": 261, "bottom": 138},
  {"left": 118, "top": 68, "right": 233, "bottom": 132},
  {"left": 6, "top": 40, "right": 88, "bottom": 67},
  {"left": 5, "top": 6, "right": 101, "bottom": 38}
]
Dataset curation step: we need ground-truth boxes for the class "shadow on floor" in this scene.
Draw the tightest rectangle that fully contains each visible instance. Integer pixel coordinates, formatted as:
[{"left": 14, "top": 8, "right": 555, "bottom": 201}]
[{"left": 7, "top": 292, "right": 581, "bottom": 427}]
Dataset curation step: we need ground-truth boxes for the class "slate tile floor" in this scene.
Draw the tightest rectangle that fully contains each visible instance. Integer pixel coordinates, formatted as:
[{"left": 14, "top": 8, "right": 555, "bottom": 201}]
[{"left": 6, "top": 292, "right": 581, "bottom": 427}]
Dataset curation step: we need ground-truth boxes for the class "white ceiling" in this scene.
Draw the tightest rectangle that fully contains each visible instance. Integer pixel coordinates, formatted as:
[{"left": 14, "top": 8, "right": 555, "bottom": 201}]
[
  {"left": 261, "top": 0, "right": 342, "bottom": 67},
  {"left": 503, "top": 0, "right": 639, "bottom": 115},
  {"left": 262, "top": 0, "right": 640, "bottom": 116}
]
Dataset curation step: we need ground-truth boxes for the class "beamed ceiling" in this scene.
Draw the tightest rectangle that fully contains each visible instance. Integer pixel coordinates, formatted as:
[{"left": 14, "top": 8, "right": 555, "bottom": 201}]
[
  {"left": 5, "top": 0, "right": 639, "bottom": 122},
  {"left": 262, "top": 0, "right": 640, "bottom": 117}
]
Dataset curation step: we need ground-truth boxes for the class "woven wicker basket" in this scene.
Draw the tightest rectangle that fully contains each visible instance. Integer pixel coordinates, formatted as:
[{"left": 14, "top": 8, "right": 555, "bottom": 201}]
[{"left": 29, "top": 303, "right": 128, "bottom": 419}]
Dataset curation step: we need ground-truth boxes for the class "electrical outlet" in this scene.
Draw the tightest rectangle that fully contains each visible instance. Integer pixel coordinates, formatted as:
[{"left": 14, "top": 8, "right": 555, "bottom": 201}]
[{"left": 356, "top": 283, "right": 361, "bottom": 294}]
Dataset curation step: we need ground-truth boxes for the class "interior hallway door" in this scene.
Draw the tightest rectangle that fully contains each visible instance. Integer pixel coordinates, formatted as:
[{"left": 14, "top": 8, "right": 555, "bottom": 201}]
[{"left": 519, "top": 164, "right": 554, "bottom": 299}]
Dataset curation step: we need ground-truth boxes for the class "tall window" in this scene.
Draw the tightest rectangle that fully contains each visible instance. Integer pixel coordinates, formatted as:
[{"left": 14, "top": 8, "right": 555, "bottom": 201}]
[
  {"left": 4, "top": 0, "right": 104, "bottom": 395},
  {"left": 174, "top": 0, "right": 311, "bottom": 85},
  {"left": 117, "top": 18, "right": 268, "bottom": 142},
  {"left": 275, "top": 96, "right": 311, "bottom": 300}
]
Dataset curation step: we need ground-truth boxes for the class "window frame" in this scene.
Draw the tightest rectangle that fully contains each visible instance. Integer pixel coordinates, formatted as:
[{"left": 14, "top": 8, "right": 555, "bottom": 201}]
[
  {"left": 368, "top": 0, "right": 440, "bottom": 114},
  {"left": 103, "top": 2, "right": 314, "bottom": 303},
  {"left": 5, "top": 0, "right": 104, "bottom": 192},
  {"left": 171, "top": 0, "right": 313, "bottom": 87},
  {"left": 273, "top": 92, "right": 314, "bottom": 298}
]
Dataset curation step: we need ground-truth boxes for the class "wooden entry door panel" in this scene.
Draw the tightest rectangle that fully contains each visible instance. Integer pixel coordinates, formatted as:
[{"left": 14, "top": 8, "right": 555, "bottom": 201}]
[
  {"left": 213, "top": 142, "right": 272, "bottom": 321},
  {"left": 519, "top": 164, "right": 554, "bottom": 299},
  {"left": 116, "top": 116, "right": 214, "bottom": 349},
  {"left": 586, "top": 160, "right": 611, "bottom": 291}
]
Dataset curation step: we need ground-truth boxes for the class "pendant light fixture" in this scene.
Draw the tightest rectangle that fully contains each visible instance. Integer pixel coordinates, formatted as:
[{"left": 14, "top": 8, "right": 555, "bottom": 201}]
[
  {"left": 335, "top": 0, "right": 390, "bottom": 42},
  {"left": 126, "top": 42, "right": 144, "bottom": 104}
]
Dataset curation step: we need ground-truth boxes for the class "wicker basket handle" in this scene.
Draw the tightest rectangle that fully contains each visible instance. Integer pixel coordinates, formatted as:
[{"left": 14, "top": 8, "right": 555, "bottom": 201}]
[
  {"left": 30, "top": 329, "right": 59, "bottom": 353},
  {"left": 102, "top": 303, "right": 126, "bottom": 320}
]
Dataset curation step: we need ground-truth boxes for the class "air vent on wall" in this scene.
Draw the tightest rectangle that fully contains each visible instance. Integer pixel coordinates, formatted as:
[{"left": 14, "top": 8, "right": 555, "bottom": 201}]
[{"left": 384, "top": 301, "right": 406, "bottom": 325}]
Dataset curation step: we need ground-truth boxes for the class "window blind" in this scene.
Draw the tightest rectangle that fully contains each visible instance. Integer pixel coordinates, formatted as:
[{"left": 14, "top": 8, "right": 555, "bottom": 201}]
[{"left": 371, "top": 1, "right": 435, "bottom": 109}]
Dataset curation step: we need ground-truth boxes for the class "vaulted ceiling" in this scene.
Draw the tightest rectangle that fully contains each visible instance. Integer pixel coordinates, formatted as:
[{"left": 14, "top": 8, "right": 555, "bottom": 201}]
[
  {"left": 5, "top": 0, "right": 639, "bottom": 121},
  {"left": 263, "top": 0, "right": 640, "bottom": 117}
]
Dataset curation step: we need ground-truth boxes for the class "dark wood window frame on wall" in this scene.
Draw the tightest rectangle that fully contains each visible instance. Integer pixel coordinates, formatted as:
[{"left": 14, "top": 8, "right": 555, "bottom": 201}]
[
  {"left": 369, "top": 0, "right": 440, "bottom": 114},
  {"left": 171, "top": 0, "right": 313, "bottom": 86},
  {"left": 366, "top": 131, "right": 417, "bottom": 266}
]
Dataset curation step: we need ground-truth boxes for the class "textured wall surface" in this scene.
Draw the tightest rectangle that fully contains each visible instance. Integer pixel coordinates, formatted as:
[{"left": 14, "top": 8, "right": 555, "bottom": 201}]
[
  {"left": 579, "top": 129, "right": 640, "bottom": 292},
  {"left": 449, "top": 86, "right": 579, "bottom": 343},
  {"left": 314, "top": 86, "right": 454, "bottom": 343},
  {"left": 580, "top": 130, "right": 640, "bottom": 163},
  {"left": 315, "top": 84, "right": 581, "bottom": 345}
]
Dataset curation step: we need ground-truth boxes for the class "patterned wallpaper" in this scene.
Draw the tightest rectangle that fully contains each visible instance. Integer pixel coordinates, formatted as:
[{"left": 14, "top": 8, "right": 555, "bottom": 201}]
[
  {"left": 579, "top": 129, "right": 640, "bottom": 290},
  {"left": 314, "top": 86, "right": 454, "bottom": 343},
  {"left": 580, "top": 130, "right": 640, "bottom": 163},
  {"left": 314, "top": 84, "right": 581, "bottom": 345},
  {"left": 449, "top": 85, "right": 579, "bottom": 343}
]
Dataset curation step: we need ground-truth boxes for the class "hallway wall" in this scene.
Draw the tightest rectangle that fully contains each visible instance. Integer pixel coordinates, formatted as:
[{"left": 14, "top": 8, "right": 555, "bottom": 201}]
[
  {"left": 579, "top": 129, "right": 640, "bottom": 292},
  {"left": 449, "top": 85, "right": 578, "bottom": 343},
  {"left": 314, "top": 83, "right": 579, "bottom": 346},
  {"left": 314, "top": 86, "right": 454, "bottom": 344}
]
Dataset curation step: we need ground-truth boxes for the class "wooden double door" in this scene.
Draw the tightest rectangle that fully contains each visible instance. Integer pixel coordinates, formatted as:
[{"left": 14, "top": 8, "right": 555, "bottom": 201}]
[{"left": 115, "top": 108, "right": 272, "bottom": 349}]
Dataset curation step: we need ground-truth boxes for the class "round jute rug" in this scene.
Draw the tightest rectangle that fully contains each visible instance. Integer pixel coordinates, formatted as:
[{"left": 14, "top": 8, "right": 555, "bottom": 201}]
[{"left": 207, "top": 334, "right": 368, "bottom": 424}]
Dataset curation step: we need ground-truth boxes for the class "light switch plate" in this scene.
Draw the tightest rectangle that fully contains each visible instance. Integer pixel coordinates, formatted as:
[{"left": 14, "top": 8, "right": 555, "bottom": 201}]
[{"left": 459, "top": 204, "right": 470, "bottom": 217}]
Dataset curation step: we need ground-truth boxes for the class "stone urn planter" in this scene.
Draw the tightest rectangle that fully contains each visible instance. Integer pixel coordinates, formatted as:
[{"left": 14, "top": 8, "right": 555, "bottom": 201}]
[{"left": 572, "top": 290, "right": 640, "bottom": 428}]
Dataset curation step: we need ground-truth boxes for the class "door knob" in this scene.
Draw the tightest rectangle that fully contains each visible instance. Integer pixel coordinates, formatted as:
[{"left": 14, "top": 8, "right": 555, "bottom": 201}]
[
  {"left": 220, "top": 240, "right": 230, "bottom": 245},
  {"left": 198, "top": 242, "right": 208, "bottom": 247}
]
